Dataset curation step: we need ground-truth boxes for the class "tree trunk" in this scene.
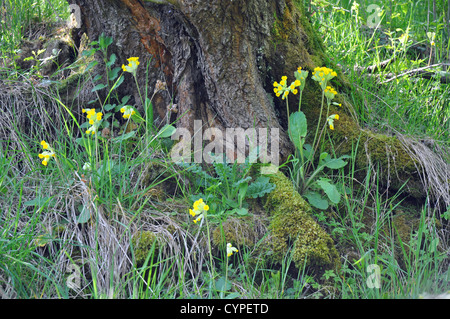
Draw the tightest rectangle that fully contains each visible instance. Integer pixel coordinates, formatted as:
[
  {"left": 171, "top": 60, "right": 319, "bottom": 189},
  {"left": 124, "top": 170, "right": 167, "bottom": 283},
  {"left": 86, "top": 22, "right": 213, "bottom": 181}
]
[{"left": 65, "top": 0, "right": 447, "bottom": 205}]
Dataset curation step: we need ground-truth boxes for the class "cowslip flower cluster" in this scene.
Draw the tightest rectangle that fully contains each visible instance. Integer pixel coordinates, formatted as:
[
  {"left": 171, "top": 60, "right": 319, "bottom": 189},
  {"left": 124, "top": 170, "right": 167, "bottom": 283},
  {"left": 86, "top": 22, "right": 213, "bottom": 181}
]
[
  {"left": 327, "top": 114, "right": 339, "bottom": 130},
  {"left": 82, "top": 108, "right": 103, "bottom": 135},
  {"left": 122, "top": 57, "right": 140, "bottom": 75},
  {"left": 120, "top": 105, "right": 136, "bottom": 119},
  {"left": 312, "top": 66, "right": 337, "bottom": 90},
  {"left": 294, "top": 66, "right": 309, "bottom": 91},
  {"left": 273, "top": 76, "right": 301, "bottom": 100},
  {"left": 38, "top": 140, "right": 56, "bottom": 166},
  {"left": 189, "top": 198, "right": 209, "bottom": 224},
  {"left": 226, "top": 243, "right": 238, "bottom": 257},
  {"left": 324, "top": 85, "right": 338, "bottom": 100}
]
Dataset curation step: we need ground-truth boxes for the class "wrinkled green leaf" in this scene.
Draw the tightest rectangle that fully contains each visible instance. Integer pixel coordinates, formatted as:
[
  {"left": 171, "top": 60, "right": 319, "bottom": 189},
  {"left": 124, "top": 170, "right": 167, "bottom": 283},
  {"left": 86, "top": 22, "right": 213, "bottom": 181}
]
[
  {"left": 246, "top": 176, "right": 275, "bottom": 198},
  {"left": 304, "top": 191, "right": 329, "bottom": 210},
  {"left": 289, "top": 111, "right": 307, "bottom": 149},
  {"left": 316, "top": 178, "right": 341, "bottom": 204}
]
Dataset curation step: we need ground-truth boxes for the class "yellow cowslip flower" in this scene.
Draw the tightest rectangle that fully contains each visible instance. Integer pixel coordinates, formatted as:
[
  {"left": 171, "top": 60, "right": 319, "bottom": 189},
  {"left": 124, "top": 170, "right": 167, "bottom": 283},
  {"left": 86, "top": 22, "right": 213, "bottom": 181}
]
[
  {"left": 120, "top": 105, "right": 136, "bottom": 120},
  {"left": 84, "top": 108, "right": 103, "bottom": 135},
  {"left": 39, "top": 140, "right": 56, "bottom": 166},
  {"left": 273, "top": 73, "right": 303, "bottom": 99},
  {"left": 324, "top": 86, "right": 338, "bottom": 101},
  {"left": 122, "top": 57, "right": 140, "bottom": 75},
  {"left": 190, "top": 198, "right": 209, "bottom": 224},
  {"left": 327, "top": 114, "right": 339, "bottom": 131},
  {"left": 41, "top": 140, "right": 49, "bottom": 150},
  {"left": 193, "top": 198, "right": 204, "bottom": 210},
  {"left": 226, "top": 243, "right": 238, "bottom": 257},
  {"left": 312, "top": 66, "right": 337, "bottom": 90},
  {"left": 193, "top": 216, "right": 203, "bottom": 224}
]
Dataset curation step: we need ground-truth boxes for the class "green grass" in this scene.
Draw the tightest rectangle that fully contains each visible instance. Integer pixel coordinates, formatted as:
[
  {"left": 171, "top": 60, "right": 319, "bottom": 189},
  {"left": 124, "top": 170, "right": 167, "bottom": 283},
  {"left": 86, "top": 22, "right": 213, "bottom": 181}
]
[
  {"left": 0, "top": 0, "right": 449, "bottom": 299},
  {"left": 0, "top": 0, "right": 69, "bottom": 64},
  {"left": 315, "top": 0, "right": 450, "bottom": 143}
]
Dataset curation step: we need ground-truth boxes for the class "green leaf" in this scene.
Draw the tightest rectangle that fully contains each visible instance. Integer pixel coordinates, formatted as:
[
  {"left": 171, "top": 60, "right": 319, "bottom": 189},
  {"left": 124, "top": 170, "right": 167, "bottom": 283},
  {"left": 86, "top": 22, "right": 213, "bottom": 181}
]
[
  {"left": 238, "top": 182, "right": 248, "bottom": 204},
  {"left": 289, "top": 111, "right": 307, "bottom": 149},
  {"left": 98, "top": 34, "right": 113, "bottom": 51},
  {"left": 316, "top": 178, "right": 341, "bottom": 204},
  {"left": 319, "top": 152, "right": 329, "bottom": 165},
  {"left": 92, "top": 74, "right": 102, "bottom": 82},
  {"left": 112, "top": 130, "right": 136, "bottom": 143},
  {"left": 234, "top": 207, "right": 249, "bottom": 216},
  {"left": 304, "top": 191, "right": 329, "bottom": 210},
  {"left": 156, "top": 124, "right": 176, "bottom": 138},
  {"left": 302, "top": 143, "right": 313, "bottom": 161},
  {"left": 324, "top": 158, "right": 348, "bottom": 169},
  {"left": 104, "top": 103, "right": 116, "bottom": 111},
  {"left": 106, "top": 53, "right": 117, "bottom": 68},
  {"left": 111, "top": 75, "right": 124, "bottom": 90},
  {"left": 225, "top": 198, "right": 239, "bottom": 209},
  {"left": 24, "top": 196, "right": 53, "bottom": 207},
  {"left": 246, "top": 176, "right": 276, "bottom": 198},
  {"left": 130, "top": 109, "right": 144, "bottom": 123},
  {"left": 85, "top": 60, "right": 98, "bottom": 72},
  {"left": 92, "top": 83, "right": 107, "bottom": 92},
  {"left": 108, "top": 66, "right": 121, "bottom": 81},
  {"left": 121, "top": 95, "right": 130, "bottom": 105},
  {"left": 215, "top": 276, "right": 231, "bottom": 291},
  {"left": 77, "top": 205, "right": 91, "bottom": 224}
]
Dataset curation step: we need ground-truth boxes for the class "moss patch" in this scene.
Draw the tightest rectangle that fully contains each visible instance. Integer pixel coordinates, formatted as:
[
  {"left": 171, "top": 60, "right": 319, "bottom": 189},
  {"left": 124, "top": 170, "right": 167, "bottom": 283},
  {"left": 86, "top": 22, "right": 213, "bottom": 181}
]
[
  {"left": 264, "top": 171, "right": 340, "bottom": 276},
  {"left": 131, "top": 231, "right": 161, "bottom": 266}
]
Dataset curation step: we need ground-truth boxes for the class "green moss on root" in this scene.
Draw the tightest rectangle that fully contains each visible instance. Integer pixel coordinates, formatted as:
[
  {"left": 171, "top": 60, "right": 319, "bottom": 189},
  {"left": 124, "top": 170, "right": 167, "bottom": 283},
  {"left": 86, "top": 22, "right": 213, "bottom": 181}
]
[{"left": 264, "top": 171, "right": 340, "bottom": 276}]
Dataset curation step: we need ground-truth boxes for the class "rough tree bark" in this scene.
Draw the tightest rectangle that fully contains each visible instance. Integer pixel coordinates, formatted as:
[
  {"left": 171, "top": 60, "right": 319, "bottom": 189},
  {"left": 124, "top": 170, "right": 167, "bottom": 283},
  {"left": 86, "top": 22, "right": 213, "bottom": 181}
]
[{"left": 64, "top": 0, "right": 445, "bottom": 204}]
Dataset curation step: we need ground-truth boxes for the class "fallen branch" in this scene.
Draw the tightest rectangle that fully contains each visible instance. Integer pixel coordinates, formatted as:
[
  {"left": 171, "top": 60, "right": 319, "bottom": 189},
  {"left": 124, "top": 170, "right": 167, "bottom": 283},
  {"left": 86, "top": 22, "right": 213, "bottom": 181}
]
[{"left": 380, "top": 63, "right": 450, "bottom": 84}]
